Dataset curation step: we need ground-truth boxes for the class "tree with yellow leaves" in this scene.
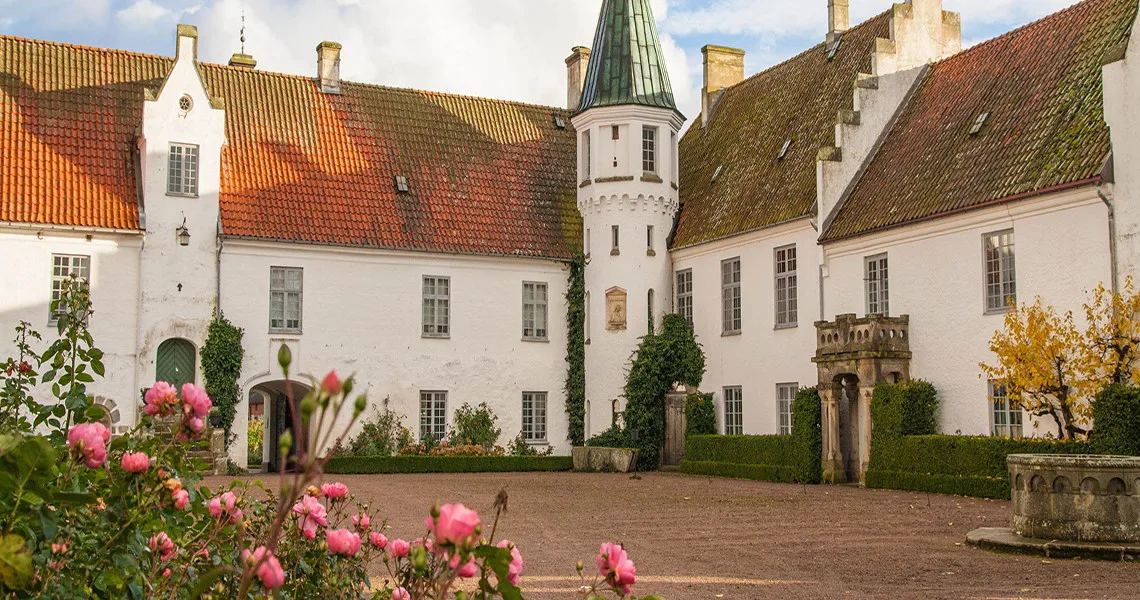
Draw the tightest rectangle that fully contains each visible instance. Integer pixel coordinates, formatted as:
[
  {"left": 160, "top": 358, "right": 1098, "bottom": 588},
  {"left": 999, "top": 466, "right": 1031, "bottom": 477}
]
[{"left": 981, "top": 279, "right": 1140, "bottom": 440}]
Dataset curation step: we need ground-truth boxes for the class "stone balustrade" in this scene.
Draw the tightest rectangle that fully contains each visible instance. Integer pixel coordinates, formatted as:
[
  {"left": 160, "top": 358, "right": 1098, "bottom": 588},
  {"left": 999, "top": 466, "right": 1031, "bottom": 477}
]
[{"left": 814, "top": 313, "right": 910, "bottom": 360}]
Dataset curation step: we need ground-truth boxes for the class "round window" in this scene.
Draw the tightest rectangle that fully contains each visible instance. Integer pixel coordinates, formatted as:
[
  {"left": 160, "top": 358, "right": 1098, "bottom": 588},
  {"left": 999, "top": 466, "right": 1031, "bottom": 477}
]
[{"left": 178, "top": 94, "right": 193, "bottom": 112}]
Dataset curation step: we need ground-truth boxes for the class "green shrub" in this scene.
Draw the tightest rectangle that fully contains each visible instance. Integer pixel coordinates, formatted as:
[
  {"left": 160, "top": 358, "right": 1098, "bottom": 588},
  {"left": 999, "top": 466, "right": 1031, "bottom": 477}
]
[
  {"left": 679, "top": 460, "right": 797, "bottom": 483},
  {"left": 585, "top": 427, "right": 632, "bottom": 448},
  {"left": 685, "top": 393, "right": 716, "bottom": 435},
  {"left": 871, "top": 380, "right": 938, "bottom": 438},
  {"left": 507, "top": 432, "right": 554, "bottom": 456},
  {"left": 450, "top": 402, "right": 501, "bottom": 448},
  {"left": 864, "top": 470, "right": 1010, "bottom": 499},
  {"left": 200, "top": 314, "right": 245, "bottom": 448},
  {"left": 1091, "top": 384, "right": 1140, "bottom": 456},
  {"left": 792, "top": 387, "right": 822, "bottom": 484},
  {"left": 685, "top": 434, "right": 798, "bottom": 465},
  {"left": 324, "top": 455, "right": 572, "bottom": 474},
  {"left": 338, "top": 398, "right": 411, "bottom": 457}
]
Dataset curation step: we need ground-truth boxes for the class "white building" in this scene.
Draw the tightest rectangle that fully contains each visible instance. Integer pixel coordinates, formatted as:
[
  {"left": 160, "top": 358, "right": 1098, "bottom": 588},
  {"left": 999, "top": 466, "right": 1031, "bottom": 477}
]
[{"left": 1, "top": 0, "right": 1138, "bottom": 472}]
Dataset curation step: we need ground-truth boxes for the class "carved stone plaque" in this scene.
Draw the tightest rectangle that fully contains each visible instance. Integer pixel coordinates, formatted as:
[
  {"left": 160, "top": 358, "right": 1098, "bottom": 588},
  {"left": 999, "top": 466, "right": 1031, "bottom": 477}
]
[{"left": 606, "top": 287, "right": 627, "bottom": 331}]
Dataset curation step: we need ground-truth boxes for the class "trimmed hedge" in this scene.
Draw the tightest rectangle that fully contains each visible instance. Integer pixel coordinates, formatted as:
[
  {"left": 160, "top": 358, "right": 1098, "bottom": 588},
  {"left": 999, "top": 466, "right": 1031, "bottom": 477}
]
[
  {"left": 792, "top": 387, "right": 822, "bottom": 484},
  {"left": 1091, "top": 384, "right": 1140, "bottom": 456},
  {"left": 685, "top": 393, "right": 717, "bottom": 436},
  {"left": 325, "top": 455, "right": 572, "bottom": 475},
  {"left": 679, "top": 460, "right": 796, "bottom": 483},
  {"left": 685, "top": 434, "right": 798, "bottom": 465}
]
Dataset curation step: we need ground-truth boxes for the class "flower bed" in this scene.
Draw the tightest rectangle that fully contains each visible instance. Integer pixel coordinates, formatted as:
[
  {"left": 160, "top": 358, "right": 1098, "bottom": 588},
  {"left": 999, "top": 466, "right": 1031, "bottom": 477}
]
[{"left": 325, "top": 455, "right": 573, "bottom": 475}]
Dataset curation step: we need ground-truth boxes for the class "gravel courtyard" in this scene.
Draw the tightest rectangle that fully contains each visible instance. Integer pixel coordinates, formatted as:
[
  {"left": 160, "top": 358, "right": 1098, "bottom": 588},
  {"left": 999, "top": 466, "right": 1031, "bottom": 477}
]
[{"left": 222, "top": 472, "right": 1138, "bottom": 599}]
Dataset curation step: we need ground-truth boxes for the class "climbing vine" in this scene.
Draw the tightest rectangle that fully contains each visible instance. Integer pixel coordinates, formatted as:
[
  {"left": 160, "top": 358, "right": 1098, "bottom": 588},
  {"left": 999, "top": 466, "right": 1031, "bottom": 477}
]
[
  {"left": 564, "top": 252, "right": 587, "bottom": 446},
  {"left": 201, "top": 313, "right": 245, "bottom": 448},
  {"left": 622, "top": 313, "right": 705, "bottom": 469}
]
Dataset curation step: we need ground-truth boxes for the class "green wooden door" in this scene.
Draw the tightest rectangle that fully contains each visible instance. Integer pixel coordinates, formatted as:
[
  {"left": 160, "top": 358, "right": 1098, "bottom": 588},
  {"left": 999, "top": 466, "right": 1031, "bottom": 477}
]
[{"left": 156, "top": 339, "right": 195, "bottom": 388}]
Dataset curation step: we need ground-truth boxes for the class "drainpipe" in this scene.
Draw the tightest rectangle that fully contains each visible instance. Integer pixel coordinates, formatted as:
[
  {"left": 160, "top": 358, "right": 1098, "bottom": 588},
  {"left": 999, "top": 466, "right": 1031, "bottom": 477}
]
[
  {"left": 811, "top": 216, "right": 826, "bottom": 321},
  {"left": 215, "top": 225, "right": 224, "bottom": 318},
  {"left": 1097, "top": 153, "right": 1118, "bottom": 293}
]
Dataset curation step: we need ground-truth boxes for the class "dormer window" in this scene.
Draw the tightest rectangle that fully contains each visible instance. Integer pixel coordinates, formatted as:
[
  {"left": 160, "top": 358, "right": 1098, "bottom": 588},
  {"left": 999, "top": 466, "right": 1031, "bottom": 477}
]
[
  {"left": 394, "top": 175, "right": 410, "bottom": 193},
  {"left": 167, "top": 143, "right": 199, "bottom": 197}
]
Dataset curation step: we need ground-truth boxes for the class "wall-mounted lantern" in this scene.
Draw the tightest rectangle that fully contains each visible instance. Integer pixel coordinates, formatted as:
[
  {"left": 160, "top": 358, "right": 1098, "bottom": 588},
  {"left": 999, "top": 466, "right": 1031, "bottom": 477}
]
[{"left": 176, "top": 215, "right": 191, "bottom": 247}]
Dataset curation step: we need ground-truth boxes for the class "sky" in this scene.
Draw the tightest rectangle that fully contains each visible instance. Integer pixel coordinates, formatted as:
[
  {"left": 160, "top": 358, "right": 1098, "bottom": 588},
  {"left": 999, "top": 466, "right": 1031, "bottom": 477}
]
[{"left": 0, "top": 0, "right": 1082, "bottom": 125}]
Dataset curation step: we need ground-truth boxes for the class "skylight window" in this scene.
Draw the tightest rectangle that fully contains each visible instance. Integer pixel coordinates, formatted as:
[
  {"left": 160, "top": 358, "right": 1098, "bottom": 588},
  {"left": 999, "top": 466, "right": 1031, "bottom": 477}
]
[
  {"left": 711, "top": 165, "right": 723, "bottom": 183},
  {"left": 394, "top": 175, "right": 410, "bottom": 193},
  {"left": 777, "top": 140, "right": 793, "bottom": 161},
  {"left": 969, "top": 112, "right": 991, "bottom": 136},
  {"left": 554, "top": 115, "right": 567, "bottom": 130},
  {"left": 826, "top": 35, "right": 843, "bottom": 61}
]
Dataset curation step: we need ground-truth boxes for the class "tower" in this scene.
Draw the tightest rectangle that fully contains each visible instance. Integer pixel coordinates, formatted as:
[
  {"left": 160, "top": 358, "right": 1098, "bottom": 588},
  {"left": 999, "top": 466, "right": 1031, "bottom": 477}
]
[{"left": 572, "top": 0, "right": 684, "bottom": 439}]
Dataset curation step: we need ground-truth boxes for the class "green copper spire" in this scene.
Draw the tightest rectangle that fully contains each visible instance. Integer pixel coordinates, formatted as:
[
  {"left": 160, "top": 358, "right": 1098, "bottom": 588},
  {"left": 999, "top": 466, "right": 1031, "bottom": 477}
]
[{"left": 577, "top": 0, "right": 681, "bottom": 117}]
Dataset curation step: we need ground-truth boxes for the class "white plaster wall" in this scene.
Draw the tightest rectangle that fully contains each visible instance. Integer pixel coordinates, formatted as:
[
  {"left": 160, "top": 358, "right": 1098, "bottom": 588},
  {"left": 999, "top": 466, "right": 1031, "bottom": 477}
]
[
  {"left": 822, "top": 188, "right": 1112, "bottom": 436},
  {"left": 220, "top": 241, "right": 571, "bottom": 465},
  {"left": 670, "top": 220, "right": 822, "bottom": 435},
  {"left": 1103, "top": 6, "right": 1140, "bottom": 284},
  {"left": 136, "top": 29, "right": 226, "bottom": 393},
  {"left": 0, "top": 228, "right": 142, "bottom": 429},
  {"left": 573, "top": 104, "right": 684, "bottom": 438}
]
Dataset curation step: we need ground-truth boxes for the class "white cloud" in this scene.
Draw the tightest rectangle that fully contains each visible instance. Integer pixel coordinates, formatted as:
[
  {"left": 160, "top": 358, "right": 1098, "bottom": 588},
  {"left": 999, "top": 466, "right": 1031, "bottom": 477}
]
[{"left": 116, "top": 0, "right": 173, "bottom": 27}]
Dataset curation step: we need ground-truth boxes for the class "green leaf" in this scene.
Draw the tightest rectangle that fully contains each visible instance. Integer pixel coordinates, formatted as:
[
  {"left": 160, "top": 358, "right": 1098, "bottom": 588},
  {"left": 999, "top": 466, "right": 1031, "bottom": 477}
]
[
  {"left": 0, "top": 534, "right": 33, "bottom": 590},
  {"left": 641, "top": 595, "right": 667, "bottom": 600},
  {"left": 38, "top": 504, "right": 58, "bottom": 538},
  {"left": 92, "top": 360, "right": 105, "bottom": 377},
  {"left": 188, "top": 567, "right": 234, "bottom": 598},
  {"left": 41, "top": 368, "right": 56, "bottom": 383}
]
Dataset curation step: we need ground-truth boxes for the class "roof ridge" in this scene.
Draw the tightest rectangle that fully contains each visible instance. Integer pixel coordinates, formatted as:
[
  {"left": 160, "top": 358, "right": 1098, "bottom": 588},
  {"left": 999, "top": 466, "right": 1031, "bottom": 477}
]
[{"left": 1, "top": 32, "right": 568, "bottom": 114}]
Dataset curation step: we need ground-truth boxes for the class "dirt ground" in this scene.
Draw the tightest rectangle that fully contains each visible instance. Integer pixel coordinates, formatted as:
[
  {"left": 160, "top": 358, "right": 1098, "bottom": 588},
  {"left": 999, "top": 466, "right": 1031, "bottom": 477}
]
[{"left": 216, "top": 471, "right": 1140, "bottom": 599}]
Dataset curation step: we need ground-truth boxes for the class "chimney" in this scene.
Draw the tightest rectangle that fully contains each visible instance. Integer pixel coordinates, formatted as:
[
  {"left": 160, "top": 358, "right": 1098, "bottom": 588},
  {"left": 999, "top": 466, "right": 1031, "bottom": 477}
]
[
  {"left": 701, "top": 45, "right": 745, "bottom": 127},
  {"left": 228, "top": 53, "right": 257, "bottom": 69},
  {"left": 565, "top": 46, "right": 591, "bottom": 111},
  {"left": 828, "top": 0, "right": 850, "bottom": 43},
  {"left": 316, "top": 41, "right": 342, "bottom": 94},
  {"left": 175, "top": 24, "right": 198, "bottom": 62}
]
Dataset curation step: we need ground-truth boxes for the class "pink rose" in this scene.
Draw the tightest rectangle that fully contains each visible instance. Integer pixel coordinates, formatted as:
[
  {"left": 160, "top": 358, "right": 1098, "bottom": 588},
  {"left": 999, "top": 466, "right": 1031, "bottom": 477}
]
[
  {"left": 320, "top": 482, "right": 349, "bottom": 500},
  {"left": 242, "top": 546, "right": 285, "bottom": 590},
  {"left": 498, "top": 540, "right": 523, "bottom": 586},
  {"left": 390, "top": 539, "right": 410, "bottom": 558},
  {"left": 597, "top": 542, "right": 635, "bottom": 595},
  {"left": 426, "top": 503, "right": 481, "bottom": 549},
  {"left": 144, "top": 382, "right": 178, "bottom": 417},
  {"left": 162, "top": 568, "right": 172, "bottom": 578},
  {"left": 391, "top": 587, "right": 410, "bottom": 600},
  {"left": 321, "top": 370, "right": 342, "bottom": 396},
  {"left": 120, "top": 451, "right": 150, "bottom": 473},
  {"left": 181, "top": 383, "right": 213, "bottom": 418},
  {"left": 291, "top": 495, "right": 327, "bottom": 540},
  {"left": 209, "top": 491, "right": 241, "bottom": 524},
  {"left": 51, "top": 543, "right": 68, "bottom": 555},
  {"left": 457, "top": 557, "right": 478, "bottom": 578},
  {"left": 351, "top": 512, "right": 370, "bottom": 531},
  {"left": 149, "top": 532, "right": 175, "bottom": 562},
  {"left": 326, "top": 528, "right": 362, "bottom": 556},
  {"left": 67, "top": 422, "right": 110, "bottom": 468},
  {"left": 370, "top": 532, "right": 388, "bottom": 550},
  {"left": 172, "top": 488, "right": 190, "bottom": 511}
]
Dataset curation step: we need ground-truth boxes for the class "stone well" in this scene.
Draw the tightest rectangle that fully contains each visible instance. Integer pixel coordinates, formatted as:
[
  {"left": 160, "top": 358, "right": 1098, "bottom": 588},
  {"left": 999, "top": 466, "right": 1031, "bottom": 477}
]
[{"left": 1009, "top": 454, "right": 1140, "bottom": 543}]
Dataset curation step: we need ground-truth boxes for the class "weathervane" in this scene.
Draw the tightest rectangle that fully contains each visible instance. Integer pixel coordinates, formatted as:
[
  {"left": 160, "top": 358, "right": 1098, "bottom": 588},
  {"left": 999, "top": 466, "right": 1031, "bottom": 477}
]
[{"left": 240, "top": 11, "right": 247, "bottom": 55}]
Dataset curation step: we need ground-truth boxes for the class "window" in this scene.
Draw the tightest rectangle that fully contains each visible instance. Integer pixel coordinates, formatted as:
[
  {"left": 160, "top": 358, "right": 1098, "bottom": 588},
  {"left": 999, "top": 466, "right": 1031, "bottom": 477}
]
[
  {"left": 777, "top": 383, "right": 797, "bottom": 435},
  {"left": 585, "top": 228, "right": 591, "bottom": 256},
  {"left": 671, "top": 131, "right": 678, "bottom": 182},
  {"left": 724, "top": 386, "right": 743, "bottom": 435},
  {"left": 612, "top": 125, "right": 619, "bottom": 140},
  {"left": 642, "top": 126, "right": 657, "bottom": 174},
  {"left": 646, "top": 225, "right": 654, "bottom": 253},
  {"left": 647, "top": 289, "right": 655, "bottom": 333},
  {"left": 582, "top": 130, "right": 591, "bottom": 180},
  {"left": 984, "top": 230, "right": 1016, "bottom": 313},
  {"left": 775, "top": 245, "right": 798, "bottom": 328},
  {"left": 522, "top": 282, "right": 549, "bottom": 340},
  {"left": 269, "top": 267, "right": 303, "bottom": 333},
  {"left": 990, "top": 380, "right": 1022, "bottom": 438},
  {"left": 866, "top": 254, "right": 889, "bottom": 316},
  {"left": 422, "top": 276, "right": 451, "bottom": 337},
  {"left": 675, "top": 269, "right": 693, "bottom": 328},
  {"left": 167, "top": 143, "right": 199, "bottom": 196},
  {"left": 522, "top": 392, "right": 548, "bottom": 442},
  {"left": 611, "top": 225, "right": 620, "bottom": 254},
  {"left": 420, "top": 391, "right": 447, "bottom": 442},
  {"left": 585, "top": 292, "right": 591, "bottom": 342},
  {"left": 50, "top": 254, "right": 90, "bottom": 321},
  {"left": 722, "top": 258, "right": 742, "bottom": 334}
]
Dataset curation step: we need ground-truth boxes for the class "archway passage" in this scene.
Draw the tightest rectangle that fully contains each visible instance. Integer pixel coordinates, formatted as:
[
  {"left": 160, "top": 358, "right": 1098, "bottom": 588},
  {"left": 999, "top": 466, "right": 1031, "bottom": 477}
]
[
  {"left": 813, "top": 314, "right": 911, "bottom": 485},
  {"left": 250, "top": 380, "right": 313, "bottom": 473},
  {"left": 156, "top": 338, "right": 196, "bottom": 388}
]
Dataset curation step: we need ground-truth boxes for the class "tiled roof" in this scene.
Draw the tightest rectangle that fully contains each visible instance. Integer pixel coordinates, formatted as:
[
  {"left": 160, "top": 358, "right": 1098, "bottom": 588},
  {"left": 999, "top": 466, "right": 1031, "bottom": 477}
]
[
  {"left": 577, "top": 0, "right": 679, "bottom": 116},
  {"left": 1, "top": 35, "right": 581, "bottom": 259},
  {"left": 672, "top": 13, "right": 889, "bottom": 249},
  {"left": 822, "top": 0, "right": 1135, "bottom": 242}
]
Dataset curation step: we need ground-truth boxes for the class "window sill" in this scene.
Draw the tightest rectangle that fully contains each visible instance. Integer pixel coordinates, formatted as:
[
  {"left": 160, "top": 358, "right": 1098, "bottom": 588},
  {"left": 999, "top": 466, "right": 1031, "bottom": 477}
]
[
  {"left": 522, "top": 337, "right": 550, "bottom": 343},
  {"left": 580, "top": 179, "right": 593, "bottom": 188},
  {"left": 594, "top": 176, "right": 635, "bottom": 183},
  {"left": 269, "top": 330, "right": 303, "bottom": 337},
  {"left": 646, "top": 249, "right": 656, "bottom": 257},
  {"left": 585, "top": 339, "right": 591, "bottom": 345},
  {"left": 774, "top": 323, "right": 798, "bottom": 331},
  {"left": 671, "top": 182, "right": 678, "bottom": 190},
  {"left": 166, "top": 192, "right": 199, "bottom": 199},
  {"left": 640, "top": 173, "right": 663, "bottom": 183},
  {"left": 984, "top": 308, "right": 1013, "bottom": 317},
  {"left": 610, "top": 249, "right": 620, "bottom": 256},
  {"left": 422, "top": 334, "right": 451, "bottom": 340},
  {"left": 721, "top": 331, "right": 742, "bottom": 337}
]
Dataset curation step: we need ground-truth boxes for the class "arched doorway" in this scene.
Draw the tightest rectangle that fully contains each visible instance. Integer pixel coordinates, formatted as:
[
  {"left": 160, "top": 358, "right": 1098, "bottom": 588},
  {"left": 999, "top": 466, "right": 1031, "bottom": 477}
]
[
  {"left": 156, "top": 338, "right": 196, "bottom": 388},
  {"left": 250, "top": 380, "right": 313, "bottom": 473}
]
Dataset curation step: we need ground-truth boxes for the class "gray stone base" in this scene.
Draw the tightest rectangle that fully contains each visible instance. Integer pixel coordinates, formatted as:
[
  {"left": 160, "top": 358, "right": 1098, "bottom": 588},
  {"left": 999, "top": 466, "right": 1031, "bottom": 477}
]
[
  {"left": 967, "top": 527, "right": 1140, "bottom": 561},
  {"left": 572, "top": 447, "right": 639, "bottom": 472}
]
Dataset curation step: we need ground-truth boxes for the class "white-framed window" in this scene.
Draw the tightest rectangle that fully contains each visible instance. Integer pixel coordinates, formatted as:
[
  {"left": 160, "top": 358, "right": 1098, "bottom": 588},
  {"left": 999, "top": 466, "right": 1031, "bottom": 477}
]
[
  {"left": 582, "top": 130, "right": 592, "bottom": 181},
  {"left": 984, "top": 230, "right": 1016, "bottom": 313},
  {"left": 611, "top": 225, "right": 620, "bottom": 253},
  {"left": 777, "top": 383, "right": 797, "bottom": 435},
  {"left": 422, "top": 276, "right": 451, "bottom": 337},
  {"left": 419, "top": 391, "right": 448, "bottom": 442},
  {"left": 522, "top": 281, "right": 549, "bottom": 340},
  {"left": 269, "top": 266, "right": 303, "bottom": 333},
  {"left": 671, "top": 130, "right": 678, "bottom": 183},
  {"left": 775, "top": 245, "right": 798, "bottom": 328},
  {"left": 647, "top": 289, "right": 655, "bottom": 333},
  {"left": 50, "top": 254, "right": 90, "bottom": 321},
  {"left": 642, "top": 126, "right": 657, "bottom": 174},
  {"left": 990, "top": 380, "right": 1022, "bottom": 438},
  {"left": 675, "top": 269, "right": 693, "bottom": 328},
  {"left": 167, "top": 143, "right": 199, "bottom": 196},
  {"left": 522, "top": 391, "right": 548, "bottom": 443},
  {"left": 647, "top": 225, "right": 654, "bottom": 253},
  {"left": 724, "top": 386, "right": 743, "bottom": 435},
  {"left": 722, "top": 258, "right": 742, "bottom": 334},
  {"left": 865, "top": 254, "right": 889, "bottom": 316}
]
